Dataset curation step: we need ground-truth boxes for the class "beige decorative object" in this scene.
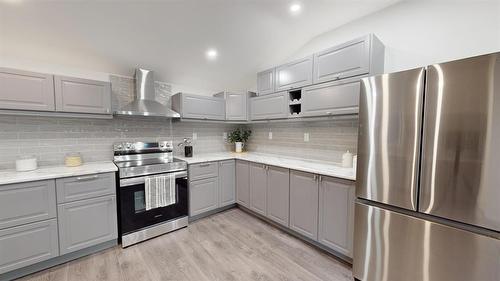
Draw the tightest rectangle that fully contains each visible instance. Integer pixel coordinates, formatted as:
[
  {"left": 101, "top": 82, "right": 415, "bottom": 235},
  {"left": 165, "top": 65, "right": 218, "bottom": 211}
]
[{"left": 65, "top": 153, "right": 83, "bottom": 167}]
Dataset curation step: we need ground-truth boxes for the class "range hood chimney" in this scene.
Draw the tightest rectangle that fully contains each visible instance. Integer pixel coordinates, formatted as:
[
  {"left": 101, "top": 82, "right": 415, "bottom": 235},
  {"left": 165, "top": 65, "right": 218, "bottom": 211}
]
[{"left": 114, "top": 68, "right": 180, "bottom": 118}]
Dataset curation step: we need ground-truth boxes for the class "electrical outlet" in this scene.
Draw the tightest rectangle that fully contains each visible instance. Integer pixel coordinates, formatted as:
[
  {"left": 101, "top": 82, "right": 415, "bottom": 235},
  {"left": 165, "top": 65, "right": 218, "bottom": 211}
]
[
  {"left": 223, "top": 132, "right": 228, "bottom": 141},
  {"left": 304, "top": 132, "right": 310, "bottom": 142},
  {"left": 192, "top": 132, "right": 197, "bottom": 140},
  {"left": 268, "top": 131, "right": 273, "bottom": 140}
]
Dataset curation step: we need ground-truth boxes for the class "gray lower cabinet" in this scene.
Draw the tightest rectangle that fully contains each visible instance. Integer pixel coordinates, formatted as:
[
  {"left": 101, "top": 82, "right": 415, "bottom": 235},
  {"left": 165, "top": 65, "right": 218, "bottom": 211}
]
[
  {"left": 257, "top": 68, "right": 275, "bottom": 95},
  {"left": 289, "top": 170, "right": 319, "bottom": 240},
  {"left": 249, "top": 163, "right": 267, "bottom": 216},
  {"left": 0, "top": 67, "right": 55, "bottom": 111},
  {"left": 189, "top": 177, "right": 219, "bottom": 216},
  {"left": 275, "top": 56, "right": 313, "bottom": 91},
  {"left": 301, "top": 80, "right": 360, "bottom": 117},
  {"left": 318, "top": 176, "right": 355, "bottom": 257},
  {"left": 56, "top": 172, "right": 115, "bottom": 203},
  {"left": 219, "top": 160, "right": 236, "bottom": 207},
  {"left": 189, "top": 162, "right": 219, "bottom": 181},
  {"left": 266, "top": 166, "right": 290, "bottom": 227},
  {"left": 54, "top": 76, "right": 111, "bottom": 114},
  {"left": 58, "top": 195, "right": 117, "bottom": 255},
  {"left": 172, "top": 93, "right": 225, "bottom": 120},
  {"left": 236, "top": 160, "right": 250, "bottom": 207},
  {"left": 250, "top": 92, "right": 288, "bottom": 120},
  {"left": 0, "top": 219, "right": 59, "bottom": 274},
  {"left": 0, "top": 180, "right": 56, "bottom": 230}
]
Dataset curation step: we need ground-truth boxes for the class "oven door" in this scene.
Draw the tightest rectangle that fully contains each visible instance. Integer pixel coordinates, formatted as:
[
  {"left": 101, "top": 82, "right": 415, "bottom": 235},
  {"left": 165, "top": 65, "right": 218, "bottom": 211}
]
[{"left": 118, "top": 171, "right": 188, "bottom": 235}]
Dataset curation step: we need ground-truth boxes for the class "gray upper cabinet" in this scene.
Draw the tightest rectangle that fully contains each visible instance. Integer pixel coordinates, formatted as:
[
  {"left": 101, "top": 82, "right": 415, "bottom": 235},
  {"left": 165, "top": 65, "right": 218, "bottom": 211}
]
[
  {"left": 0, "top": 180, "right": 56, "bottom": 230},
  {"left": 56, "top": 173, "right": 115, "bottom": 203},
  {"left": 216, "top": 92, "right": 248, "bottom": 121},
  {"left": 250, "top": 92, "right": 288, "bottom": 120},
  {"left": 249, "top": 162, "right": 267, "bottom": 216},
  {"left": 172, "top": 93, "right": 225, "bottom": 120},
  {"left": 301, "top": 79, "right": 360, "bottom": 117},
  {"left": 257, "top": 68, "right": 275, "bottom": 95},
  {"left": 236, "top": 160, "right": 250, "bottom": 207},
  {"left": 266, "top": 166, "right": 290, "bottom": 227},
  {"left": 318, "top": 176, "right": 355, "bottom": 257},
  {"left": 54, "top": 76, "right": 111, "bottom": 114},
  {"left": 313, "top": 34, "right": 385, "bottom": 84},
  {"left": 58, "top": 195, "right": 117, "bottom": 255},
  {"left": 0, "top": 68, "right": 55, "bottom": 111},
  {"left": 275, "top": 56, "right": 313, "bottom": 91},
  {"left": 189, "top": 177, "right": 219, "bottom": 216},
  {"left": 289, "top": 170, "right": 319, "bottom": 240},
  {"left": 219, "top": 160, "right": 236, "bottom": 207},
  {"left": 0, "top": 219, "right": 59, "bottom": 274}
]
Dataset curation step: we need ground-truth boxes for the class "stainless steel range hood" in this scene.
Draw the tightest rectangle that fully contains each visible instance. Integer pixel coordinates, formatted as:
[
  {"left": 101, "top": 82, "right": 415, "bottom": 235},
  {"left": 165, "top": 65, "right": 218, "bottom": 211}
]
[{"left": 114, "top": 68, "right": 180, "bottom": 118}]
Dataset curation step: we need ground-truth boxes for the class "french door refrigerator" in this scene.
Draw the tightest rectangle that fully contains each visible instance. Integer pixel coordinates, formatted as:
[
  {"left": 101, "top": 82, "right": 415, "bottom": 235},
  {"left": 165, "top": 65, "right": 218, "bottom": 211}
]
[{"left": 353, "top": 53, "right": 500, "bottom": 281}]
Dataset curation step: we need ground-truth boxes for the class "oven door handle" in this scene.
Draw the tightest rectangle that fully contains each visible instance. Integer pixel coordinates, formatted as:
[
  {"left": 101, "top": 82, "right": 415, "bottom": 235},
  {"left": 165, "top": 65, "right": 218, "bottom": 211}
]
[{"left": 120, "top": 171, "right": 188, "bottom": 187}]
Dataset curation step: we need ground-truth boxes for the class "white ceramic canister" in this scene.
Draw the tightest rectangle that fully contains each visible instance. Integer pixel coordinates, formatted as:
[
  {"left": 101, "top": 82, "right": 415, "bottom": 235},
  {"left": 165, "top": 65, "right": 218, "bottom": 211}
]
[
  {"left": 342, "top": 150, "right": 353, "bottom": 168},
  {"left": 15, "top": 155, "right": 38, "bottom": 172},
  {"left": 235, "top": 142, "right": 243, "bottom": 153}
]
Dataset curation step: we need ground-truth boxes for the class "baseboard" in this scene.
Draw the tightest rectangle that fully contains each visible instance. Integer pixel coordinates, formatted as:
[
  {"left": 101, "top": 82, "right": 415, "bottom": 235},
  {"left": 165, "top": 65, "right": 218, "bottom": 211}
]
[
  {"left": 237, "top": 205, "right": 353, "bottom": 266},
  {"left": 189, "top": 203, "right": 237, "bottom": 222},
  {"left": 0, "top": 240, "right": 117, "bottom": 281}
]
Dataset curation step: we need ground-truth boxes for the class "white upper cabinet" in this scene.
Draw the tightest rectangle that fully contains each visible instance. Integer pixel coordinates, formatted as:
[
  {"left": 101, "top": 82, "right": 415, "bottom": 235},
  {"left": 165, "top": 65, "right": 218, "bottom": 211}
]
[
  {"left": 54, "top": 76, "right": 111, "bottom": 114},
  {"left": 313, "top": 34, "right": 385, "bottom": 84},
  {"left": 0, "top": 68, "right": 55, "bottom": 112},
  {"left": 275, "top": 56, "right": 313, "bottom": 91},
  {"left": 257, "top": 68, "right": 275, "bottom": 96}
]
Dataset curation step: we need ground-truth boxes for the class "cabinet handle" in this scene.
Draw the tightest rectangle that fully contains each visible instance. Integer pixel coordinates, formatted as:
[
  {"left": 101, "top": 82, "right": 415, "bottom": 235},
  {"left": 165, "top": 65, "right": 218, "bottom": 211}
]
[
  {"left": 199, "top": 163, "right": 210, "bottom": 167},
  {"left": 326, "top": 112, "right": 332, "bottom": 115},
  {"left": 313, "top": 174, "right": 317, "bottom": 181},
  {"left": 76, "top": 175, "right": 99, "bottom": 181},
  {"left": 319, "top": 175, "right": 323, "bottom": 182}
]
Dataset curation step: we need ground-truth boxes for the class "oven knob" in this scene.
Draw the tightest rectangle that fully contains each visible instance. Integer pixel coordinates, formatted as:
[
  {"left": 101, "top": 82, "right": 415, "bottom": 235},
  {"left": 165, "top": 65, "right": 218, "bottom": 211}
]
[
  {"left": 131, "top": 144, "right": 135, "bottom": 150},
  {"left": 117, "top": 144, "right": 123, "bottom": 150},
  {"left": 125, "top": 143, "right": 131, "bottom": 149}
]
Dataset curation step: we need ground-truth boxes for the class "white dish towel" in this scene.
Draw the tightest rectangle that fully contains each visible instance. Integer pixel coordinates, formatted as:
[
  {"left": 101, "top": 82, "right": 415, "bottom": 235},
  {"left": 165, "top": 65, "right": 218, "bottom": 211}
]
[{"left": 145, "top": 174, "right": 176, "bottom": 211}]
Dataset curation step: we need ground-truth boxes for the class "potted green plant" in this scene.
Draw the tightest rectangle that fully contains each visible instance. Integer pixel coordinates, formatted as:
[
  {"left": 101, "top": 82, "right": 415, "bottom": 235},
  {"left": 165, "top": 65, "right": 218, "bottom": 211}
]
[{"left": 228, "top": 128, "right": 251, "bottom": 153}]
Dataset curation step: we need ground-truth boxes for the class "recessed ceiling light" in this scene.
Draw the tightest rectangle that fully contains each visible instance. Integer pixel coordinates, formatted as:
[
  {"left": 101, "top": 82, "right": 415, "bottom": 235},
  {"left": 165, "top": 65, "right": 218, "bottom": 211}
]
[
  {"left": 206, "top": 49, "right": 218, "bottom": 60},
  {"left": 289, "top": 3, "right": 302, "bottom": 14}
]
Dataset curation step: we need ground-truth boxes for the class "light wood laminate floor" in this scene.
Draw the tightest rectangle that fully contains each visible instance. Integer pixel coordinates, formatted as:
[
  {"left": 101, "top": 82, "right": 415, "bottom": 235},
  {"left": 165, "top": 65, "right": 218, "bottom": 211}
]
[{"left": 18, "top": 208, "right": 353, "bottom": 281}]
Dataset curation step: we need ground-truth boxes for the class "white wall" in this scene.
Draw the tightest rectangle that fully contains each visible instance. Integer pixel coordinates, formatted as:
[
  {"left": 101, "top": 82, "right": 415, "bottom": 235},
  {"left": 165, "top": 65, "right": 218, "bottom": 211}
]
[{"left": 289, "top": 0, "right": 500, "bottom": 73}]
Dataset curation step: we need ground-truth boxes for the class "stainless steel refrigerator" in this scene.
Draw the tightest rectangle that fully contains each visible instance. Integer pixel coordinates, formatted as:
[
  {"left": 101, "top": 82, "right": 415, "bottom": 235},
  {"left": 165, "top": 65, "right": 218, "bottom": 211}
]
[{"left": 353, "top": 53, "right": 500, "bottom": 281}]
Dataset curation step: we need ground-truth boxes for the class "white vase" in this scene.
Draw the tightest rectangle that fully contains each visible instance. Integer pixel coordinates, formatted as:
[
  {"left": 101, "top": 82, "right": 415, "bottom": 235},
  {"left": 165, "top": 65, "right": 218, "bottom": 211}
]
[{"left": 235, "top": 142, "right": 243, "bottom": 153}]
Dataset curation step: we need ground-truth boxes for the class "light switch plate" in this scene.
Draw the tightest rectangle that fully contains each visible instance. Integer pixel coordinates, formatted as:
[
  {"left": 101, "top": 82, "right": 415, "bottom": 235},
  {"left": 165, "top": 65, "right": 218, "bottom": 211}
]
[
  {"left": 193, "top": 132, "right": 198, "bottom": 140},
  {"left": 268, "top": 132, "right": 273, "bottom": 140},
  {"left": 223, "top": 132, "right": 228, "bottom": 141},
  {"left": 304, "top": 132, "right": 309, "bottom": 142}
]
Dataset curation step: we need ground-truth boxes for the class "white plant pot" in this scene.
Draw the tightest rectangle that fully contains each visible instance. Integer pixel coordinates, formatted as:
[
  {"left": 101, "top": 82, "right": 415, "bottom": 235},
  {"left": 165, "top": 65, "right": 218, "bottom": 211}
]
[{"left": 235, "top": 142, "right": 243, "bottom": 153}]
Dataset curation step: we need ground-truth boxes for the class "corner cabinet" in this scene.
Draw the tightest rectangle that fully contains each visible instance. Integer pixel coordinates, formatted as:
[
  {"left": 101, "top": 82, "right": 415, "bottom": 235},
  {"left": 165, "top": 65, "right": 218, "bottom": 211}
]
[
  {"left": 214, "top": 91, "right": 248, "bottom": 121},
  {"left": 0, "top": 68, "right": 55, "bottom": 111},
  {"left": 301, "top": 79, "right": 360, "bottom": 117},
  {"left": 250, "top": 92, "right": 288, "bottom": 120},
  {"left": 275, "top": 56, "right": 313, "bottom": 91},
  {"left": 54, "top": 76, "right": 111, "bottom": 114},
  {"left": 172, "top": 93, "right": 226, "bottom": 120},
  {"left": 257, "top": 68, "right": 275, "bottom": 95}
]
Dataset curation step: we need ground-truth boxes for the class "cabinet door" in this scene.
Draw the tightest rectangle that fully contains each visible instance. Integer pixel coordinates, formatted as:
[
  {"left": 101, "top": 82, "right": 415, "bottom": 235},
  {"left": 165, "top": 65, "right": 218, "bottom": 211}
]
[
  {"left": 313, "top": 35, "right": 370, "bottom": 83},
  {"left": 58, "top": 195, "right": 117, "bottom": 255},
  {"left": 226, "top": 92, "right": 248, "bottom": 120},
  {"left": 0, "top": 219, "right": 59, "bottom": 274},
  {"left": 189, "top": 177, "right": 218, "bottom": 216},
  {"left": 219, "top": 160, "right": 236, "bottom": 207},
  {"left": 0, "top": 68, "right": 55, "bottom": 111},
  {"left": 249, "top": 163, "right": 267, "bottom": 216},
  {"left": 236, "top": 160, "right": 250, "bottom": 207},
  {"left": 266, "top": 166, "right": 290, "bottom": 227},
  {"left": 182, "top": 94, "right": 225, "bottom": 120},
  {"left": 257, "top": 68, "right": 275, "bottom": 95},
  {"left": 250, "top": 92, "right": 288, "bottom": 120},
  {"left": 275, "top": 56, "right": 313, "bottom": 91},
  {"left": 302, "top": 80, "right": 360, "bottom": 117},
  {"left": 290, "top": 170, "right": 319, "bottom": 240},
  {"left": 0, "top": 180, "right": 56, "bottom": 230},
  {"left": 54, "top": 76, "right": 111, "bottom": 114},
  {"left": 318, "top": 176, "right": 355, "bottom": 257}
]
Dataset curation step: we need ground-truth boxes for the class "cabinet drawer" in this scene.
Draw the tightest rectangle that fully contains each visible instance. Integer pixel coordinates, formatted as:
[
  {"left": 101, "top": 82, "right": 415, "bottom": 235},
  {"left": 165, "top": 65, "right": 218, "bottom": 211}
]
[
  {"left": 0, "top": 180, "right": 56, "bottom": 230},
  {"left": 189, "top": 162, "right": 219, "bottom": 181},
  {"left": 58, "top": 195, "right": 117, "bottom": 255},
  {"left": 56, "top": 172, "right": 115, "bottom": 203},
  {"left": 0, "top": 219, "right": 59, "bottom": 274}
]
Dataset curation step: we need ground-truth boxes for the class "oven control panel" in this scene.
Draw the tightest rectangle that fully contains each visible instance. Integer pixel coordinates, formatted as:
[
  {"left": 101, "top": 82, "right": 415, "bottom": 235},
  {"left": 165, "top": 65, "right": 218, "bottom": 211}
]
[{"left": 114, "top": 141, "right": 173, "bottom": 154}]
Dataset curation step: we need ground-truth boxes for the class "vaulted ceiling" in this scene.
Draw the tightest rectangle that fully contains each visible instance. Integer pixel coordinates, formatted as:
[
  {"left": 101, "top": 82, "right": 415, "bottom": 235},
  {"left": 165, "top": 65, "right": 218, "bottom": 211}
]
[{"left": 0, "top": 0, "right": 398, "bottom": 92}]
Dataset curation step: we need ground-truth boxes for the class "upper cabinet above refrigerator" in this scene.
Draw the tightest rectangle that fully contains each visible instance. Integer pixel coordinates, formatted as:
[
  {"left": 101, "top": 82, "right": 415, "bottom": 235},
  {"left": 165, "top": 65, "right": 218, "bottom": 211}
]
[
  {"left": 419, "top": 54, "right": 500, "bottom": 232},
  {"left": 356, "top": 67, "right": 425, "bottom": 211}
]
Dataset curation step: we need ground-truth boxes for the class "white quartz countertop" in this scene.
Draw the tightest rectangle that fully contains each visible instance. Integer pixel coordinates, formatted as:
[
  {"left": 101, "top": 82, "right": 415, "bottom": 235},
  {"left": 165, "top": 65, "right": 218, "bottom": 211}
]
[
  {"left": 176, "top": 152, "right": 356, "bottom": 181},
  {"left": 0, "top": 161, "right": 118, "bottom": 186}
]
